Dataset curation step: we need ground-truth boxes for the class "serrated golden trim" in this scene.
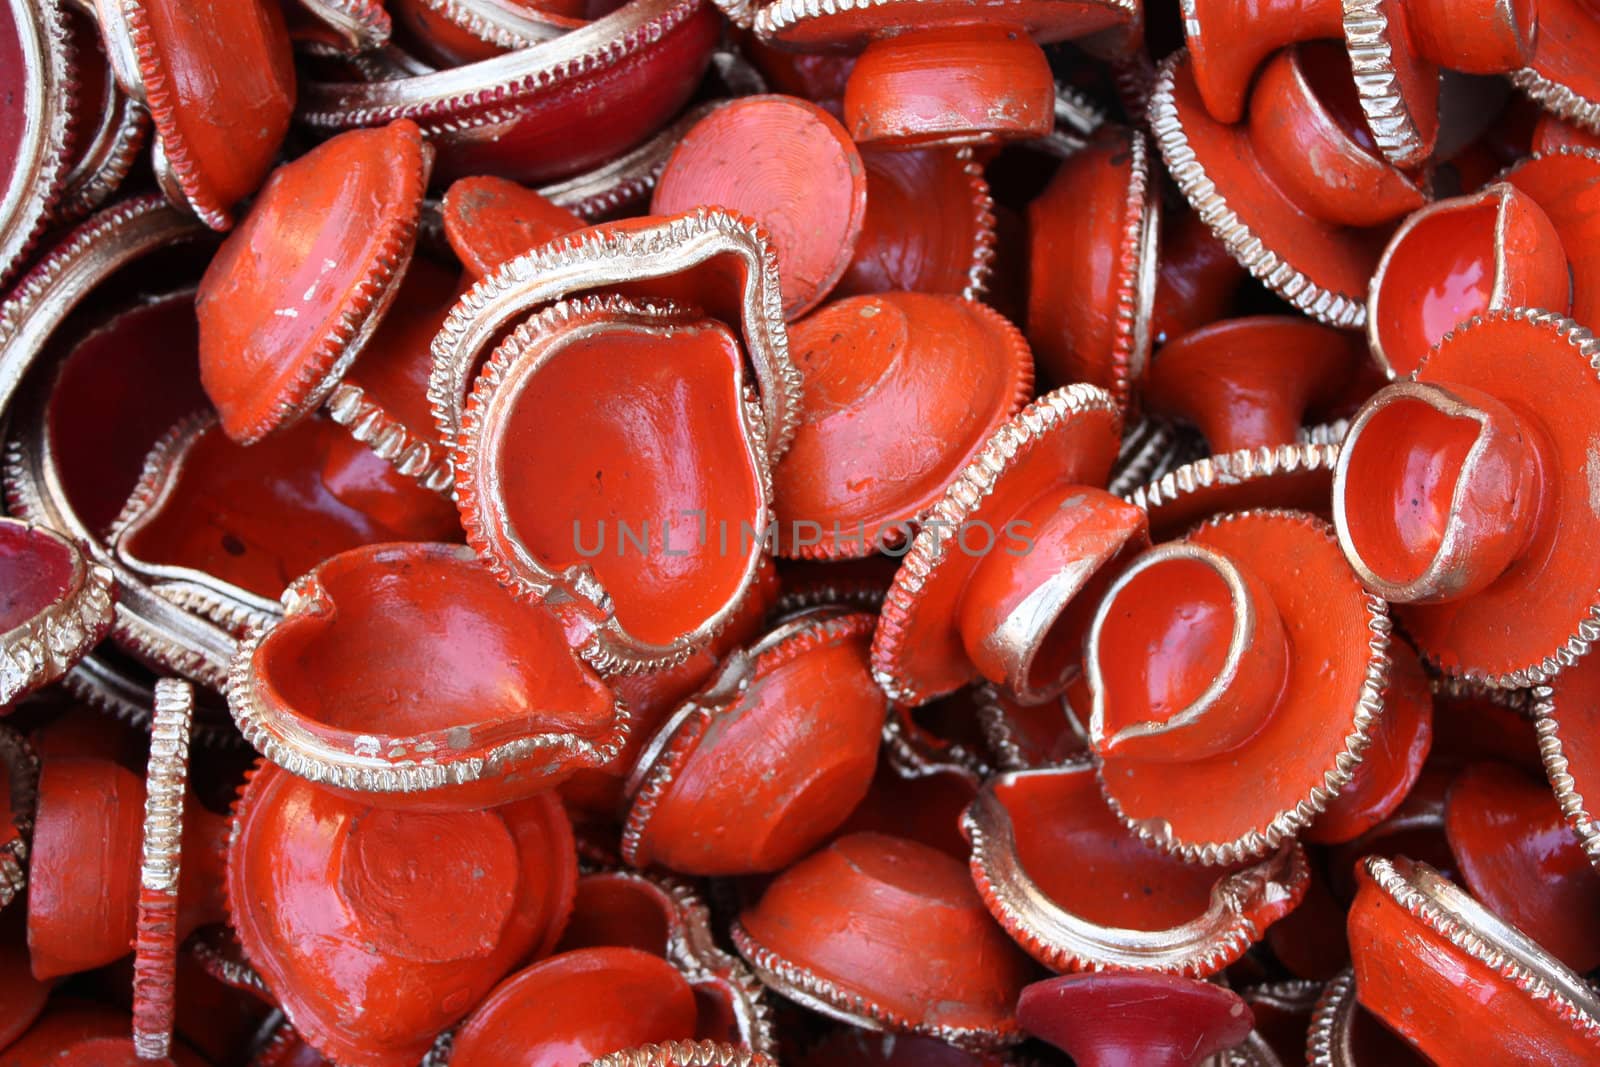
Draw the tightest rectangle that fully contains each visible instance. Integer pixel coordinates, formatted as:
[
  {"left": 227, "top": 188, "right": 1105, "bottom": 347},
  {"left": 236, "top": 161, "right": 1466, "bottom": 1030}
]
[
  {"left": 0, "top": 521, "right": 115, "bottom": 708},
  {"left": 132, "top": 677, "right": 193, "bottom": 1059},
  {"left": 1533, "top": 685, "right": 1600, "bottom": 871},
  {"left": 1513, "top": 66, "right": 1600, "bottom": 135},
  {"left": 1341, "top": 0, "right": 1430, "bottom": 167},
  {"left": 1122, "top": 440, "right": 1341, "bottom": 516},
  {"left": 0, "top": 0, "right": 75, "bottom": 285},
  {"left": 297, "top": 0, "right": 394, "bottom": 50},
  {"left": 753, "top": 0, "right": 1139, "bottom": 40},
  {"left": 324, "top": 382, "right": 453, "bottom": 493},
  {"left": 583, "top": 1041, "right": 776, "bottom": 1067}
]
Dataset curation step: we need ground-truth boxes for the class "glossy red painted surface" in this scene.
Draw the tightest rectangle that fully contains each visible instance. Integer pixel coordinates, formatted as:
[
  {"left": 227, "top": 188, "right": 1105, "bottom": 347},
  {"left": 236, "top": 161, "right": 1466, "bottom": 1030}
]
[
  {"left": 0, "top": 523, "right": 75, "bottom": 635},
  {"left": 442, "top": 176, "right": 585, "bottom": 281},
  {"left": 1149, "top": 208, "right": 1245, "bottom": 348},
  {"left": 1019, "top": 973, "right": 1254, "bottom": 1067}
]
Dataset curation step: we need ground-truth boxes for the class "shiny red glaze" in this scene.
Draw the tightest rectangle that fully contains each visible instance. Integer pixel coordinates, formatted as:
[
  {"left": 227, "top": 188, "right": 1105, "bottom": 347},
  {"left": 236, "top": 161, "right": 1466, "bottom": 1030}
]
[
  {"left": 1, "top": 1000, "right": 209, "bottom": 1067},
  {"left": 735, "top": 833, "right": 1036, "bottom": 1043},
  {"left": 1306, "top": 645, "right": 1432, "bottom": 844},
  {"left": 244, "top": 542, "right": 623, "bottom": 810},
  {"left": 0, "top": 524, "right": 76, "bottom": 636},
  {"left": 228, "top": 764, "right": 578, "bottom": 1067},
  {"left": 1019, "top": 973, "right": 1254, "bottom": 1067},
  {"left": 1533, "top": 114, "right": 1600, "bottom": 153},
  {"left": 625, "top": 611, "right": 886, "bottom": 875},
  {"left": 1502, "top": 149, "right": 1600, "bottom": 330},
  {"left": 28, "top": 757, "right": 227, "bottom": 980},
  {"left": 45, "top": 292, "right": 209, "bottom": 533},
  {"left": 834, "top": 756, "right": 977, "bottom": 860},
  {"left": 1182, "top": 0, "right": 1342, "bottom": 124},
  {"left": 1370, "top": 183, "right": 1571, "bottom": 378},
  {"left": 1445, "top": 761, "right": 1600, "bottom": 973},
  {"left": 741, "top": 32, "right": 852, "bottom": 106},
  {"left": 115, "top": 416, "right": 458, "bottom": 608},
  {"left": 110, "top": 0, "right": 295, "bottom": 229},
  {"left": 653, "top": 96, "right": 866, "bottom": 319},
  {"left": 1149, "top": 207, "right": 1245, "bottom": 348},
  {"left": 1521, "top": 0, "right": 1600, "bottom": 136},
  {"left": 1027, "top": 126, "right": 1154, "bottom": 407},
  {"left": 0, "top": 2, "right": 27, "bottom": 219},
  {"left": 836, "top": 147, "right": 991, "bottom": 299},
  {"left": 442, "top": 176, "right": 585, "bottom": 281},
  {"left": 1327, "top": 766, "right": 1457, "bottom": 901},
  {"left": 772, "top": 293, "right": 1032, "bottom": 559},
  {"left": 447, "top": 947, "right": 698, "bottom": 1067},
  {"left": 197, "top": 122, "right": 427, "bottom": 444},
  {"left": 1144, "top": 317, "right": 1364, "bottom": 453}
]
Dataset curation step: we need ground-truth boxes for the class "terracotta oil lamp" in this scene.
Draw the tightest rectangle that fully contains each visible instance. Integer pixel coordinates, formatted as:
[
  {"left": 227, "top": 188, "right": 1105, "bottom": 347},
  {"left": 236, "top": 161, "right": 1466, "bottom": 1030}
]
[
  {"left": 227, "top": 762, "right": 578, "bottom": 1066},
  {"left": 228, "top": 541, "right": 627, "bottom": 810},
  {"left": 1087, "top": 509, "right": 1391, "bottom": 865},
  {"left": 795, "top": 1027, "right": 1004, "bottom": 1067},
  {"left": 872, "top": 385, "right": 1147, "bottom": 708},
  {"left": 323, "top": 255, "right": 463, "bottom": 495},
  {"left": 445, "top": 947, "right": 700, "bottom": 1067},
  {"left": 1501, "top": 148, "right": 1600, "bottom": 331},
  {"left": 1511, "top": 0, "right": 1600, "bottom": 136},
  {"left": 1306, "top": 968, "right": 1429, "bottom": 1066},
  {"left": 0, "top": 519, "right": 115, "bottom": 711},
  {"left": 0, "top": 725, "right": 38, "bottom": 910},
  {"left": 0, "top": 0, "right": 73, "bottom": 286},
  {"left": 622, "top": 608, "right": 886, "bottom": 875},
  {"left": 652, "top": 95, "right": 868, "bottom": 320},
  {"left": 1535, "top": 654, "right": 1600, "bottom": 872},
  {"left": 27, "top": 747, "right": 229, "bottom": 980},
  {"left": 1444, "top": 760, "right": 1600, "bottom": 973},
  {"left": 1183, "top": 0, "right": 1533, "bottom": 166},
  {"left": 771, "top": 292, "right": 1033, "bottom": 560},
  {"left": 109, "top": 414, "right": 459, "bottom": 635},
  {"left": 1027, "top": 125, "right": 1159, "bottom": 408},
  {"left": 1126, "top": 440, "right": 1343, "bottom": 542},
  {"left": 1534, "top": 113, "right": 1600, "bottom": 153},
  {"left": 1149, "top": 207, "right": 1246, "bottom": 349},
  {"left": 1153, "top": 43, "right": 1427, "bottom": 330},
  {"left": 286, "top": 0, "right": 393, "bottom": 52},
  {"left": 450, "top": 293, "right": 772, "bottom": 674},
  {"left": 964, "top": 762, "right": 1308, "bottom": 976},
  {"left": 751, "top": 0, "right": 1139, "bottom": 148},
  {"left": 300, "top": 0, "right": 720, "bottom": 186},
  {"left": 1143, "top": 317, "right": 1366, "bottom": 453},
  {"left": 732, "top": 832, "right": 1037, "bottom": 1049},
  {"left": 584, "top": 1042, "right": 778, "bottom": 1067},
  {"left": 91, "top": 0, "right": 294, "bottom": 230},
  {"left": 1304, "top": 639, "right": 1433, "bottom": 845},
  {"left": 1019, "top": 973, "right": 1256, "bottom": 1067},
  {"left": 556, "top": 868, "right": 775, "bottom": 1054},
  {"left": 1368, "top": 183, "right": 1572, "bottom": 378},
  {"left": 196, "top": 121, "right": 430, "bottom": 444},
  {"left": 834, "top": 147, "right": 995, "bottom": 301},
  {"left": 1349, "top": 856, "right": 1600, "bottom": 1064},
  {"left": 54, "top": 3, "right": 150, "bottom": 223},
  {"left": 2, "top": 1000, "right": 209, "bottom": 1066},
  {"left": 1333, "top": 309, "right": 1600, "bottom": 686},
  {"left": 442, "top": 175, "right": 586, "bottom": 280}
]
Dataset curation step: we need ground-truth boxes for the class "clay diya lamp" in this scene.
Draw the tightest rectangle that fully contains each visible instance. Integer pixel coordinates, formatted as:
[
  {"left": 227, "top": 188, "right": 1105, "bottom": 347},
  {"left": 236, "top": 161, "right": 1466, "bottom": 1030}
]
[
  {"left": 1511, "top": 0, "right": 1600, "bottom": 134},
  {"left": 287, "top": 0, "right": 393, "bottom": 52},
  {"left": 443, "top": 175, "right": 586, "bottom": 280},
  {"left": 1027, "top": 125, "right": 1158, "bottom": 408},
  {"left": 1367, "top": 183, "right": 1571, "bottom": 378},
  {"left": 196, "top": 121, "right": 430, "bottom": 444},
  {"left": 1534, "top": 654, "right": 1600, "bottom": 872},
  {"left": 109, "top": 414, "right": 459, "bottom": 635},
  {"left": 27, "top": 747, "right": 229, "bottom": 980},
  {"left": 1501, "top": 148, "right": 1600, "bottom": 330},
  {"left": 622, "top": 608, "right": 885, "bottom": 875},
  {"left": 1349, "top": 856, "right": 1600, "bottom": 1063},
  {"left": 795, "top": 1027, "right": 1003, "bottom": 1067},
  {"left": 1, "top": 1000, "right": 209, "bottom": 1066},
  {"left": 323, "top": 256, "right": 464, "bottom": 494},
  {"left": 228, "top": 761, "right": 578, "bottom": 1066},
  {"left": 300, "top": 0, "right": 721, "bottom": 186},
  {"left": 1153, "top": 43, "right": 1428, "bottom": 329},
  {"left": 53, "top": 4, "right": 150, "bottom": 222},
  {"left": 652, "top": 95, "right": 868, "bottom": 319},
  {"left": 733, "top": 832, "right": 1036, "bottom": 1049},
  {"left": 1444, "top": 760, "right": 1600, "bottom": 973},
  {"left": 0, "top": 725, "right": 38, "bottom": 910},
  {"left": 834, "top": 147, "right": 995, "bottom": 301},
  {"left": 1143, "top": 317, "right": 1366, "bottom": 453},
  {"left": 1019, "top": 973, "right": 1255, "bottom": 1067},
  {"left": 1149, "top": 206, "right": 1246, "bottom": 349},
  {"left": 1333, "top": 309, "right": 1600, "bottom": 686},
  {"left": 585, "top": 1041, "right": 778, "bottom": 1067},
  {"left": 752, "top": 0, "right": 1138, "bottom": 148},
  {"left": 1305, "top": 641, "right": 1433, "bottom": 845},
  {"left": 0, "top": 519, "right": 115, "bottom": 711},
  {"left": 1306, "top": 969, "right": 1429, "bottom": 1067},
  {"left": 92, "top": 0, "right": 294, "bottom": 230},
  {"left": 964, "top": 762, "right": 1308, "bottom": 976},
  {"left": 556, "top": 869, "right": 774, "bottom": 1054},
  {"left": 1087, "top": 509, "right": 1391, "bottom": 864},
  {"left": 872, "top": 385, "right": 1146, "bottom": 708},
  {"left": 228, "top": 541, "right": 627, "bottom": 809},
  {"left": 445, "top": 947, "right": 699, "bottom": 1067},
  {"left": 0, "top": 0, "right": 73, "bottom": 285},
  {"left": 1534, "top": 113, "right": 1600, "bottom": 153},
  {"left": 449, "top": 293, "right": 773, "bottom": 673},
  {"left": 771, "top": 292, "right": 1033, "bottom": 559}
]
